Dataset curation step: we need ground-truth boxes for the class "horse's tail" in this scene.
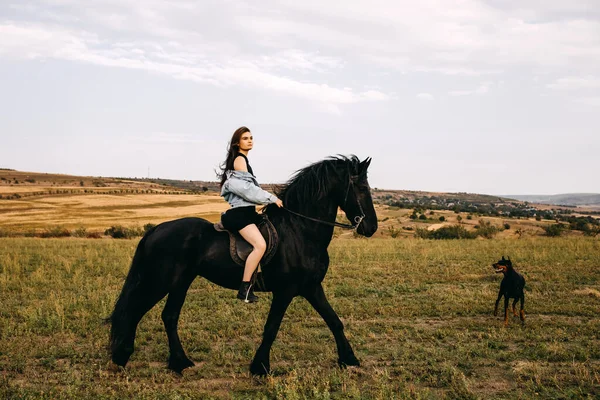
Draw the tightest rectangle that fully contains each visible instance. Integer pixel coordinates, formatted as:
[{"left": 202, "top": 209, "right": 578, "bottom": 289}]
[{"left": 107, "top": 226, "right": 155, "bottom": 362}]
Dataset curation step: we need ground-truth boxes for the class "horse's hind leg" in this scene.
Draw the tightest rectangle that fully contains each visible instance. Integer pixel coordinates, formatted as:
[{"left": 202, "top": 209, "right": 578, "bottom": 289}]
[
  {"left": 303, "top": 283, "right": 359, "bottom": 368},
  {"left": 162, "top": 272, "right": 197, "bottom": 374}
]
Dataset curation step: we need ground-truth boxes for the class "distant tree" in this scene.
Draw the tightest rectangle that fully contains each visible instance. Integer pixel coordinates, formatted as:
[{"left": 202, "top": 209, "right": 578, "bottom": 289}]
[{"left": 543, "top": 223, "right": 566, "bottom": 237}]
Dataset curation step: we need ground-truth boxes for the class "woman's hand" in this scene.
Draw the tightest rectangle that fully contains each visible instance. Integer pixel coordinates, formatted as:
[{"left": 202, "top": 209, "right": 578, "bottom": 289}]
[{"left": 275, "top": 198, "right": 284, "bottom": 208}]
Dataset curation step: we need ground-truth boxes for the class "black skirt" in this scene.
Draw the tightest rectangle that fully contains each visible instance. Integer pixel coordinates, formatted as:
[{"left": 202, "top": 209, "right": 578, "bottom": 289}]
[{"left": 221, "top": 206, "right": 260, "bottom": 231}]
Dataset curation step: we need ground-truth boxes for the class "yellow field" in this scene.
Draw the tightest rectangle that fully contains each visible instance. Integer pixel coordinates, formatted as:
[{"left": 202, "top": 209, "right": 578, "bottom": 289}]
[
  {"left": 0, "top": 193, "right": 229, "bottom": 231},
  {"left": 0, "top": 191, "right": 580, "bottom": 240}
]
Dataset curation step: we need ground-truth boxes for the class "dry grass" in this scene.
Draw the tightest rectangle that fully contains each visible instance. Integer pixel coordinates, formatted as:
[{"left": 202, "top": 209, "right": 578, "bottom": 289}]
[{"left": 0, "top": 193, "right": 228, "bottom": 231}]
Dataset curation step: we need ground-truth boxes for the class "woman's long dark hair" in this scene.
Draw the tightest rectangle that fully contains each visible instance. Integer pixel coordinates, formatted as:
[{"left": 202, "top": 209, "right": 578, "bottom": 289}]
[{"left": 217, "top": 126, "right": 250, "bottom": 188}]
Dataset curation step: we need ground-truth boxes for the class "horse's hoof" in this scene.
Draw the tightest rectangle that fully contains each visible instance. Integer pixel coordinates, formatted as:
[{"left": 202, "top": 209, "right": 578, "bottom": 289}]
[
  {"left": 168, "top": 357, "right": 195, "bottom": 374},
  {"left": 111, "top": 351, "right": 132, "bottom": 368},
  {"left": 107, "top": 361, "right": 124, "bottom": 373},
  {"left": 338, "top": 355, "right": 360, "bottom": 368},
  {"left": 250, "top": 360, "right": 270, "bottom": 376}
]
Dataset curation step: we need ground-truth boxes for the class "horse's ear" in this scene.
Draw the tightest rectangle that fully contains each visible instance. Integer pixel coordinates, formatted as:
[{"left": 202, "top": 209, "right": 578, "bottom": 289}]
[{"left": 360, "top": 157, "right": 372, "bottom": 172}]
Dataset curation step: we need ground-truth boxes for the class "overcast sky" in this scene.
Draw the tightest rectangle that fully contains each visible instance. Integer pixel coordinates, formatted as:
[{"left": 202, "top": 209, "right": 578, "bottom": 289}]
[{"left": 1, "top": 0, "right": 599, "bottom": 195}]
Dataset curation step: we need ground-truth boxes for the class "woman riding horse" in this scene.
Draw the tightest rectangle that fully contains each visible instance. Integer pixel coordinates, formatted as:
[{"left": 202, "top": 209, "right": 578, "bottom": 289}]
[{"left": 108, "top": 154, "right": 377, "bottom": 375}]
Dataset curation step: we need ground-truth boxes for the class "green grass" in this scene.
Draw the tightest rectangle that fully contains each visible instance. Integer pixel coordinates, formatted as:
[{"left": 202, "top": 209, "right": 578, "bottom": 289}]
[{"left": 1, "top": 237, "right": 599, "bottom": 399}]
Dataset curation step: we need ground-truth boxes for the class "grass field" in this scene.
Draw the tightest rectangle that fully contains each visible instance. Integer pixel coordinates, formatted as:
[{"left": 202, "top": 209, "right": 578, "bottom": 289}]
[{"left": 1, "top": 236, "right": 599, "bottom": 399}]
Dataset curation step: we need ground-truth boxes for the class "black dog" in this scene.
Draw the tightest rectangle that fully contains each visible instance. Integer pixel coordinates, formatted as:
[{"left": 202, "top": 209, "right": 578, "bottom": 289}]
[{"left": 492, "top": 256, "right": 525, "bottom": 326}]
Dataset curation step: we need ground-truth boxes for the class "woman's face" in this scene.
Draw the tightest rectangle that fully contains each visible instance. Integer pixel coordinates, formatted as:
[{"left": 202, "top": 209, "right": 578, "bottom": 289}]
[{"left": 238, "top": 131, "right": 253, "bottom": 151}]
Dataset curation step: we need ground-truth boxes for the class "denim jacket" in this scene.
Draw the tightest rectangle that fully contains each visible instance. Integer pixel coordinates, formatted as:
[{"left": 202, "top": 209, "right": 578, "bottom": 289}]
[{"left": 220, "top": 170, "right": 278, "bottom": 208}]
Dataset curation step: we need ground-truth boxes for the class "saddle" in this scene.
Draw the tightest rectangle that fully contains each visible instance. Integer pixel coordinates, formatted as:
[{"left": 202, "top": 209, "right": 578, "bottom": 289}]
[{"left": 214, "top": 215, "right": 279, "bottom": 267}]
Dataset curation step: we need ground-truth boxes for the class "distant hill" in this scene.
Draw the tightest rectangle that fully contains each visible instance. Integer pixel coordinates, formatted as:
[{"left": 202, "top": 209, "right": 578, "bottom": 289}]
[{"left": 506, "top": 193, "right": 600, "bottom": 206}]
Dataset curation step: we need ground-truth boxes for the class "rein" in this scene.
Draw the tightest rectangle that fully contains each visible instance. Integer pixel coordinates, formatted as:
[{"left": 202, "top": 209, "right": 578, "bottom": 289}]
[{"left": 282, "top": 174, "right": 365, "bottom": 230}]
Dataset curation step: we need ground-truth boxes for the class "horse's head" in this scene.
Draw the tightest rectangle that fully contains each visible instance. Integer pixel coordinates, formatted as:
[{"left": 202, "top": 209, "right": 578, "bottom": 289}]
[{"left": 339, "top": 157, "right": 378, "bottom": 237}]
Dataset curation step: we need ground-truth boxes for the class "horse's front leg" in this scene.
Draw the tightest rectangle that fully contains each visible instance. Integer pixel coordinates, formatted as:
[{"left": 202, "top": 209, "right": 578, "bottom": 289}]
[
  {"left": 303, "top": 283, "right": 359, "bottom": 368},
  {"left": 162, "top": 272, "right": 196, "bottom": 374},
  {"left": 250, "top": 289, "right": 295, "bottom": 376}
]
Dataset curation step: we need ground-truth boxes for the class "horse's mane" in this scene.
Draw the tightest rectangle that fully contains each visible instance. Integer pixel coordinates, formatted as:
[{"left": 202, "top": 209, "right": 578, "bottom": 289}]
[{"left": 275, "top": 155, "right": 361, "bottom": 210}]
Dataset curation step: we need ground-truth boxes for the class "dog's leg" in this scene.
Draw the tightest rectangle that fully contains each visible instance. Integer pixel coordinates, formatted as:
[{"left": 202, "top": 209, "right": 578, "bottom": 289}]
[
  {"left": 503, "top": 296, "right": 509, "bottom": 326},
  {"left": 494, "top": 290, "right": 502, "bottom": 316},
  {"left": 512, "top": 298, "right": 519, "bottom": 317},
  {"left": 519, "top": 294, "right": 525, "bottom": 325}
]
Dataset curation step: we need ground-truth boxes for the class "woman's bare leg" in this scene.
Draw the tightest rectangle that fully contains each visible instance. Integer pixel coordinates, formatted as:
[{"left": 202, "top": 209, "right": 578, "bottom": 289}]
[{"left": 238, "top": 224, "right": 267, "bottom": 281}]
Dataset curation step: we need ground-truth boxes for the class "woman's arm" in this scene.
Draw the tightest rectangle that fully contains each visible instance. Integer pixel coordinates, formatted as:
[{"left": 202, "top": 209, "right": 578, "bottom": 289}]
[
  {"left": 226, "top": 177, "right": 278, "bottom": 205},
  {"left": 233, "top": 156, "right": 248, "bottom": 172}
]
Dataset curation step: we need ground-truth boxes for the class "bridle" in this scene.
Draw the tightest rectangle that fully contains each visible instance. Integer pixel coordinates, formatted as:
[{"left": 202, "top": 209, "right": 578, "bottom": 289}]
[{"left": 282, "top": 173, "right": 366, "bottom": 230}]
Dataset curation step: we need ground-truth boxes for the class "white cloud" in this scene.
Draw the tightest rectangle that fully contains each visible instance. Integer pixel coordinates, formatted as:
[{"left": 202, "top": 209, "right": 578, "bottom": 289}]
[
  {"left": 1, "top": 0, "right": 599, "bottom": 112},
  {"left": 417, "top": 93, "right": 434, "bottom": 101},
  {"left": 233, "top": 0, "right": 600, "bottom": 75},
  {"left": 449, "top": 82, "right": 492, "bottom": 96},
  {"left": 126, "top": 132, "right": 220, "bottom": 145},
  {"left": 0, "top": 21, "right": 388, "bottom": 113},
  {"left": 547, "top": 76, "right": 600, "bottom": 90},
  {"left": 573, "top": 97, "right": 600, "bottom": 107}
]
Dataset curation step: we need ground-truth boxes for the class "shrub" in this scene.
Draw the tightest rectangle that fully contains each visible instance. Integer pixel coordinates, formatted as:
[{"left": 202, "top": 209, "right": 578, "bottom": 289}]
[
  {"left": 475, "top": 219, "right": 499, "bottom": 239},
  {"left": 415, "top": 225, "right": 476, "bottom": 240},
  {"left": 439, "top": 216, "right": 445, "bottom": 222},
  {"left": 40, "top": 226, "right": 71, "bottom": 238},
  {"left": 104, "top": 225, "right": 144, "bottom": 239},
  {"left": 585, "top": 226, "right": 600, "bottom": 237},
  {"left": 86, "top": 231, "right": 102, "bottom": 239},
  {"left": 503, "top": 223, "right": 511, "bottom": 230},
  {"left": 543, "top": 223, "right": 566, "bottom": 237},
  {"left": 466, "top": 215, "right": 472, "bottom": 220},
  {"left": 72, "top": 227, "right": 87, "bottom": 238},
  {"left": 387, "top": 226, "right": 401, "bottom": 238},
  {"left": 418, "top": 214, "right": 427, "bottom": 220},
  {"left": 143, "top": 223, "right": 157, "bottom": 233}
]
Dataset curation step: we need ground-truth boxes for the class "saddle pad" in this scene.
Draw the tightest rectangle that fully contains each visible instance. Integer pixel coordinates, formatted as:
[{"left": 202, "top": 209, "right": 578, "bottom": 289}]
[{"left": 214, "top": 215, "right": 279, "bottom": 267}]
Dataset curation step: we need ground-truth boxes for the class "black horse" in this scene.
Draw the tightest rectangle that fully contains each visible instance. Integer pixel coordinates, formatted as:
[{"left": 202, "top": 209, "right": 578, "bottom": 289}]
[{"left": 108, "top": 155, "right": 378, "bottom": 375}]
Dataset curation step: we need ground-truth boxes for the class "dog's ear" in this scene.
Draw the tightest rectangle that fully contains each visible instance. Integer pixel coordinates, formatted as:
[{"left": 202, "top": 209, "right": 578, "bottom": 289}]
[
  {"left": 508, "top": 256, "right": 511, "bottom": 261},
  {"left": 501, "top": 256, "right": 505, "bottom": 261}
]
